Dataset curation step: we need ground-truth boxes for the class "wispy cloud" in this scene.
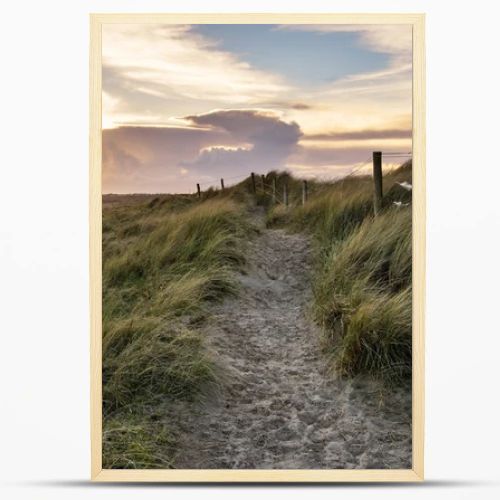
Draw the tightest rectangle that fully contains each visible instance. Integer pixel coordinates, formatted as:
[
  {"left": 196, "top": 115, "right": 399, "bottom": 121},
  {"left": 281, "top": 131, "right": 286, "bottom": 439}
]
[
  {"left": 277, "top": 24, "right": 412, "bottom": 136},
  {"left": 277, "top": 24, "right": 412, "bottom": 63},
  {"left": 303, "top": 128, "right": 411, "bottom": 141},
  {"left": 102, "top": 24, "right": 291, "bottom": 128}
]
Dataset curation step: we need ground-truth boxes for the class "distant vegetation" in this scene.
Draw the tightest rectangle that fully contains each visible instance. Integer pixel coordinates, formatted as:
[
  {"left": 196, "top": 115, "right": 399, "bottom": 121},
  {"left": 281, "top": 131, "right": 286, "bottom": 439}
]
[{"left": 102, "top": 162, "right": 412, "bottom": 468}]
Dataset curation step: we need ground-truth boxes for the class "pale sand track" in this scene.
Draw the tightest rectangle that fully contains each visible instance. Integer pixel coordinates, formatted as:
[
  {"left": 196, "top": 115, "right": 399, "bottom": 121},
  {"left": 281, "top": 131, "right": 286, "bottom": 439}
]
[{"left": 166, "top": 221, "right": 411, "bottom": 469}]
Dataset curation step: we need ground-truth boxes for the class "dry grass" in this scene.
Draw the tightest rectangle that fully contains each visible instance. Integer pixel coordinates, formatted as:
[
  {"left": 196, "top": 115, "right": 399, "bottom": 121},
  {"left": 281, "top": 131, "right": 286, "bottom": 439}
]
[
  {"left": 267, "top": 163, "right": 413, "bottom": 381},
  {"left": 102, "top": 196, "right": 254, "bottom": 467},
  {"left": 314, "top": 208, "right": 412, "bottom": 380}
]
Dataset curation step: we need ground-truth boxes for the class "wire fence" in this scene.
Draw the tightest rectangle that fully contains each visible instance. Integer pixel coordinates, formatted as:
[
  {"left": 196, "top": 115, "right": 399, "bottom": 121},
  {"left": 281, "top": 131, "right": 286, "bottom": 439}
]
[{"left": 194, "top": 151, "right": 412, "bottom": 213}]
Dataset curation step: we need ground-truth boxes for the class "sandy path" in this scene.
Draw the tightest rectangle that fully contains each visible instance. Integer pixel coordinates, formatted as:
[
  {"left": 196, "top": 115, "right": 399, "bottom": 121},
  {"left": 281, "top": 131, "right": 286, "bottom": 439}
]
[{"left": 168, "top": 219, "right": 412, "bottom": 469}]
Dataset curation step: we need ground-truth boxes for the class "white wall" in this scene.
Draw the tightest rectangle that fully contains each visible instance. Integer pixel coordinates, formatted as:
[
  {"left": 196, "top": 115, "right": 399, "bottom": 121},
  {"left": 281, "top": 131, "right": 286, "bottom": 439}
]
[{"left": 1, "top": 1, "right": 499, "bottom": 499}]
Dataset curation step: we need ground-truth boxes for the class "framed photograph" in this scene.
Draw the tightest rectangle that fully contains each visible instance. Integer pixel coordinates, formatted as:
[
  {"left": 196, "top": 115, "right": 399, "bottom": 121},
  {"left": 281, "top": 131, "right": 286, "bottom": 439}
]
[{"left": 90, "top": 13, "right": 425, "bottom": 482}]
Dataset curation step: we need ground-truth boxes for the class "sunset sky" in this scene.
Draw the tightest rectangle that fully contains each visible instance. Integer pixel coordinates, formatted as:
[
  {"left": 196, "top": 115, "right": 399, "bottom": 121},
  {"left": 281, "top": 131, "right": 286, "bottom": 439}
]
[{"left": 102, "top": 24, "right": 412, "bottom": 194}]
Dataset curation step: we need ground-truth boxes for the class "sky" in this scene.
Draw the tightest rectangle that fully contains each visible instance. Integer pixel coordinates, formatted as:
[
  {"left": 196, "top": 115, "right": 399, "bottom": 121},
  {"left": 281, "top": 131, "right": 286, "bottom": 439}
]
[{"left": 102, "top": 24, "right": 412, "bottom": 194}]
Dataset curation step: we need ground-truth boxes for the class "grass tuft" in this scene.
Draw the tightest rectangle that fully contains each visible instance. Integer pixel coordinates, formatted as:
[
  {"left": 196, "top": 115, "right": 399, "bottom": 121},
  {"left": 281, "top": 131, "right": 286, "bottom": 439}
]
[
  {"left": 314, "top": 208, "right": 412, "bottom": 380},
  {"left": 103, "top": 411, "right": 175, "bottom": 469}
]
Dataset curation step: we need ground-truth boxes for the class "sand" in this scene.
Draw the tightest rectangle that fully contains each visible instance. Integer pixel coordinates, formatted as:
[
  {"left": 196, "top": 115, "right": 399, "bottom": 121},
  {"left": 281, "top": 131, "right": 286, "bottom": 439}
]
[{"left": 165, "top": 220, "right": 412, "bottom": 469}]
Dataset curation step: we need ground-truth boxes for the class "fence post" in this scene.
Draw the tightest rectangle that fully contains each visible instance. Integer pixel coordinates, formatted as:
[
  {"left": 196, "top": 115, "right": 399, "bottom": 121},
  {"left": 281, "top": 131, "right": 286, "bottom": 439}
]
[
  {"left": 196, "top": 183, "right": 201, "bottom": 199},
  {"left": 302, "top": 180, "right": 308, "bottom": 205},
  {"left": 283, "top": 183, "right": 288, "bottom": 208},
  {"left": 272, "top": 178, "right": 277, "bottom": 204},
  {"left": 372, "top": 151, "right": 383, "bottom": 215},
  {"left": 251, "top": 172, "right": 256, "bottom": 194},
  {"left": 261, "top": 174, "right": 266, "bottom": 193},
  {"left": 220, "top": 178, "right": 225, "bottom": 191}
]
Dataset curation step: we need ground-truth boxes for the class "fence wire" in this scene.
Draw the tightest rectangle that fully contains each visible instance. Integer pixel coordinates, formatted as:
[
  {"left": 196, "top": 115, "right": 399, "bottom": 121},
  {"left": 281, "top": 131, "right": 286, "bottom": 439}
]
[{"left": 194, "top": 152, "right": 412, "bottom": 202}]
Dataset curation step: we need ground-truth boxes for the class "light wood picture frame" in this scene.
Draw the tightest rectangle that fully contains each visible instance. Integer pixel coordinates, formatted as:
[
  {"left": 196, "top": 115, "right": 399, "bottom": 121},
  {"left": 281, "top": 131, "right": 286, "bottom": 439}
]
[{"left": 90, "top": 12, "right": 425, "bottom": 482}]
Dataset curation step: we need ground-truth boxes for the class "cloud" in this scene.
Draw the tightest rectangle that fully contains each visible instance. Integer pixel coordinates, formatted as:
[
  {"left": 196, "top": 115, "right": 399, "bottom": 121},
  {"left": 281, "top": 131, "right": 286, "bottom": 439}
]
[
  {"left": 103, "top": 110, "right": 303, "bottom": 193},
  {"left": 185, "top": 109, "right": 300, "bottom": 141},
  {"left": 286, "top": 163, "right": 356, "bottom": 180},
  {"left": 290, "top": 145, "right": 374, "bottom": 167},
  {"left": 278, "top": 24, "right": 412, "bottom": 64},
  {"left": 277, "top": 24, "right": 412, "bottom": 136},
  {"left": 182, "top": 109, "right": 302, "bottom": 171},
  {"left": 264, "top": 101, "right": 313, "bottom": 110},
  {"left": 290, "top": 103, "right": 312, "bottom": 110},
  {"left": 303, "top": 128, "right": 412, "bottom": 141},
  {"left": 102, "top": 125, "right": 235, "bottom": 193},
  {"left": 102, "top": 24, "right": 291, "bottom": 128},
  {"left": 258, "top": 26, "right": 412, "bottom": 138}
]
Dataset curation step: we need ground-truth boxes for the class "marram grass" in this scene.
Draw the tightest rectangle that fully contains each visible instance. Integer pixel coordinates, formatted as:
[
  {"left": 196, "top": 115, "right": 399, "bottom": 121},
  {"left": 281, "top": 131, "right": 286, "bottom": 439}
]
[
  {"left": 268, "top": 163, "right": 412, "bottom": 381},
  {"left": 314, "top": 208, "right": 412, "bottom": 381},
  {"left": 102, "top": 196, "right": 254, "bottom": 468}
]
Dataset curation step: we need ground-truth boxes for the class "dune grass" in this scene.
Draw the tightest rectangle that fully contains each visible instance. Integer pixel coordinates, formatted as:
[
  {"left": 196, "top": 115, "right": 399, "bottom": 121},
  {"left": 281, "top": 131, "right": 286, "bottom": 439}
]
[
  {"left": 103, "top": 412, "right": 175, "bottom": 469},
  {"left": 267, "top": 163, "right": 413, "bottom": 381},
  {"left": 314, "top": 208, "right": 412, "bottom": 380},
  {"left": 102, "top": 196, "right": 254, "bottom": 468}
]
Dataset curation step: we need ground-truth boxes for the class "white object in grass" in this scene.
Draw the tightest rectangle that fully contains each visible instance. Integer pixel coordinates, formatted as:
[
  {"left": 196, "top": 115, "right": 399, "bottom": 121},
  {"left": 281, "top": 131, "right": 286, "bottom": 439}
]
[{"left": 397, "top": 181, "right": 412, "bottom": 191}]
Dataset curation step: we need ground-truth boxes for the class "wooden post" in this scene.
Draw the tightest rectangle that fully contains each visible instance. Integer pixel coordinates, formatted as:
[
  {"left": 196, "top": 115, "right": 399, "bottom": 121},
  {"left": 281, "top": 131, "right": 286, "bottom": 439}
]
[
  {"left": 372, "top": 151, "right": 383, "bottom": 215},
  {"left": 302, "top": 180, "right": 308, "bottom": 205},
  {"left": 283, "top": 183, "right": 288, "bottom": 208},
  {"left": 196, "top": 183, "right": 201, "bottom": 198},
  {"left": 251, "top": 172, "right": 256, "bottom": 194},
  {"left": 261, "top": 174, "right": 266, "bottom": 193},
  {"left": 272, "top": 178, "right": 277, "bottom": 204},
  {"left": 220, "top": 178, "right": 225, "bottom": 191}
]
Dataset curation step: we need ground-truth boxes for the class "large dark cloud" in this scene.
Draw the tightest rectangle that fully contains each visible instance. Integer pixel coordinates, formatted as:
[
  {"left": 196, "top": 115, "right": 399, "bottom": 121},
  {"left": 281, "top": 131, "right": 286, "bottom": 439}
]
[
  {"left": 182, "top": 110, "right": 302, "bottom": 173},
  {"left": 102, "top": 110, "right": 302, "bottom": 193},
  {"left": 184, "top": 110, "right": 301, "bottom": 148}
]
